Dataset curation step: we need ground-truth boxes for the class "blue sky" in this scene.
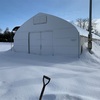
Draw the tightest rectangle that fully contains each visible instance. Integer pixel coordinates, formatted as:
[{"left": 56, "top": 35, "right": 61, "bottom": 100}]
[{"left": 0, "top": 0, "right": 100, "bottom": 31}]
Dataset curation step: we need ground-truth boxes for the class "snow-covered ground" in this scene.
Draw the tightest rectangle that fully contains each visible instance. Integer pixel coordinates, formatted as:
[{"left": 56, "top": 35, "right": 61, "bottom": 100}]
[{"left": 0, "top": 42, "right": 100, "bottom": 100}]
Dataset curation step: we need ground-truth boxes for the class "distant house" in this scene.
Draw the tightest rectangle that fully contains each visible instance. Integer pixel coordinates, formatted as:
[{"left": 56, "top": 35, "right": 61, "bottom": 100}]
[
  {"left": 12, "top": 26, "right": 20, "bottom": 33},
  {"left": 14, "top": 13, "right": 99, "bottom": 57}
]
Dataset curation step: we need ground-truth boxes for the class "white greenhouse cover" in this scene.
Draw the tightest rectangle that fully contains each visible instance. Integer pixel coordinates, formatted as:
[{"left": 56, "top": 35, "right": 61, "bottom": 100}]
[{"left": 14, "top": 13, "right": 80, "bottom": 57}]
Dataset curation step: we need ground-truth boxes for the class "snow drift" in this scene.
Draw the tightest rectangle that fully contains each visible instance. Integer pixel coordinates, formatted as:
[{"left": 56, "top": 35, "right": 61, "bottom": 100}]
[{"left": 0, "top": 42, "right": 100, "bottom": 100}]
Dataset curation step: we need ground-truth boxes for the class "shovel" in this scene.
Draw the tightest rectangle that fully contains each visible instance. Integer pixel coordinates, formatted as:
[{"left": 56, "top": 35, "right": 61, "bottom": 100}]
[{"left": 39, "top": 75, "right": 51, "bottom": 100}]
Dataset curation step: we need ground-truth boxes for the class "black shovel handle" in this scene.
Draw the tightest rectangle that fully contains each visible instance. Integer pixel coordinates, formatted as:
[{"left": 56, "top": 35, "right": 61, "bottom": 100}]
[
  {"left": 43, "top": 75, "right": 51, "bottom": 86},
  {"left": 39, "top": 75, "right": 51, "bottom": 100}
]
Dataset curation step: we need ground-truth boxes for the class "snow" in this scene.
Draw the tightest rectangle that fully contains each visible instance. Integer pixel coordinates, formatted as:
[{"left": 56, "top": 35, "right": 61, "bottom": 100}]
[
  {"left": 93, "top": 19, "right": 100, "bottom": 33},
  {"left": 0, "top": 43, "right": 12, "bottom": 52},
  {"left": 74, "top": 24, "right": 100, "bottom": 40},
  {"left": 0, "top": 42, "right": 100, "bottom": 100}
]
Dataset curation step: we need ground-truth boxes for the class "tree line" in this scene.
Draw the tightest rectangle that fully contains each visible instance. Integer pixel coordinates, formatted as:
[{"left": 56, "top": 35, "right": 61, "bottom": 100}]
[
  {"left": 75, "top": 18, "right": 100, "bottom": 36},
  {"left": 0, "top": 18, "right": 99, "bottom": 42},
  {"left": 0, "top": 26, "right": 20, "bottom": 42}
]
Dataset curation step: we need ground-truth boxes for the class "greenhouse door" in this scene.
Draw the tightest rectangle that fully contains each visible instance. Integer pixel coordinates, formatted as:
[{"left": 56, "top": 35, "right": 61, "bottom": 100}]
[
  {"left": 41, "top": 31, "right": 53, "bottom": 55},
  {"left": 29, "top": 32, "right": 41, "bottom": 54},
  {"left": 29, "top": 31, "right": 53, "bottom": 55}
]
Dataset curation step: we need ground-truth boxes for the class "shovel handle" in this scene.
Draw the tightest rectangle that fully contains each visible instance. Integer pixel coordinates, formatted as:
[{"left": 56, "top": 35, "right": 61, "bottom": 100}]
[
  {"left": 39, "top": 75, "right": 51, "bottom": 100},
  {"left": 43, "top": 75, "right": 51, "bottom": 86}
]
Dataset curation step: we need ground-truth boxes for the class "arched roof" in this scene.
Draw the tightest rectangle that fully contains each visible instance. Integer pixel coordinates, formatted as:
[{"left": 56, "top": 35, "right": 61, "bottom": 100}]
[{"left": 15, "top": 13, "right": 79, "bottom": 38}]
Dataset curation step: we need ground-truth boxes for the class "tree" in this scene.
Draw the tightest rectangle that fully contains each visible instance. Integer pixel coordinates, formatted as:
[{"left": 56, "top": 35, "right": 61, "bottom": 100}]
[
  {"left": 76, "top": 18, "right": 99, "bottom": 35},
  {"left": 82, "top": 18, "right": 89, "bottom": 29},
  {"left": 76, "top": 18, "right": 89, "bottom": 30},
  {"left": 0, "top": 28, "right": 2, "bottom": 33},
  {"left": 0, "top": 27, "right": 16, "bottom": 42},
  {"left": 4, "top": 27, "right": 10, "bottom": 34},
  {"left": 76, "top": 18, "right": 83, "bottom": 28},
  {"left": 0, "top": 28, "right": 3, "bottom": 42},
  {"left": 2, "top": 27, "right": 15, "bottom": 42}
]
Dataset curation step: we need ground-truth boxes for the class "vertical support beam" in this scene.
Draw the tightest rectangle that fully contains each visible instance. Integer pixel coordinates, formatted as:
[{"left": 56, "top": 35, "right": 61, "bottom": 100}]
[
  {"left": 10, "top": 31, "right": 13, "bottom": 51},
  {"left": 28, "top": 32, "right": 30, "bottom": 54},
  {"left": 40, "top": 31, "right": 42, "bottom": 55},
  {"left": 88, "top": 0, "right": 92, "bottom": 53}
]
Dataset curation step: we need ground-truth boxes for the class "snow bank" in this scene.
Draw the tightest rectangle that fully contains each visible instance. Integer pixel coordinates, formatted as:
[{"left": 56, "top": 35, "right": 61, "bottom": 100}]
[
  {"left": 74, "top": 24, "right": 100, "bottom": 40},
  {"left": 93, "top": 19, "right": 100, "bottom": 35},
  {"left": 0, "top": 42, "right": 100, "bottom": 100},
  {"left": 0, "top": 42, "right": 12, "bottom": 52}
]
